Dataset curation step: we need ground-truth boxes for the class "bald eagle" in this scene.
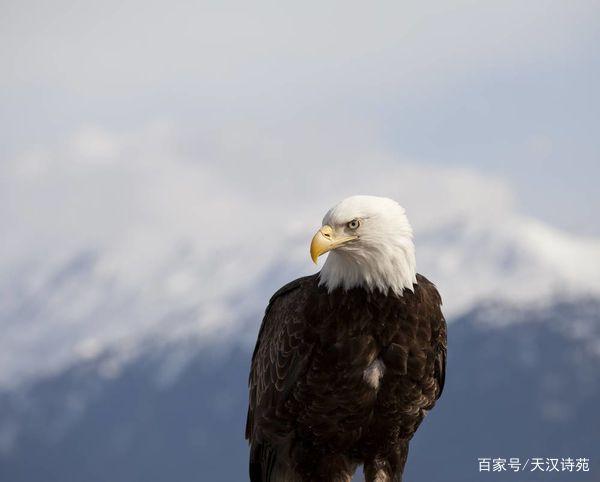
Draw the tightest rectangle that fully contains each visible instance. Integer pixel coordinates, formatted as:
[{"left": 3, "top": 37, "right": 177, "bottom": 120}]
[{"left": 246, "top": 196, "right": 446, "bottom": 482}]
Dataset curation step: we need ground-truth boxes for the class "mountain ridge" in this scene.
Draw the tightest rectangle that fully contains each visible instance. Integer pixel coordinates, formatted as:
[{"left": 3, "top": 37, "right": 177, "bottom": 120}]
[{"left": 2, "top": 211, "right": 600, "bottom": 390}]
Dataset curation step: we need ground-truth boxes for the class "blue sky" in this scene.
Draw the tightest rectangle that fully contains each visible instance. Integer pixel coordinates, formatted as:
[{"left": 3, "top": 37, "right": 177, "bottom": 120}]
[{"left": 2, "top": 0, "right": 599, "bottom": 234}]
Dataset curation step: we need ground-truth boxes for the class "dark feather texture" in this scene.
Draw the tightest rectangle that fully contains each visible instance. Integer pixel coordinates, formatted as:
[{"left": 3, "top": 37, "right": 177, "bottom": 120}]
[{"left": 247, "top": 273, "right": 446, "bottom": 482}]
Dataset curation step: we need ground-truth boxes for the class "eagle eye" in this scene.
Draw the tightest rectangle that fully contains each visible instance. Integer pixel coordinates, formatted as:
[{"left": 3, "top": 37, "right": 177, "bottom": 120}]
[{"left": 347, "top": 219, "right": 360, "bottom": 230}]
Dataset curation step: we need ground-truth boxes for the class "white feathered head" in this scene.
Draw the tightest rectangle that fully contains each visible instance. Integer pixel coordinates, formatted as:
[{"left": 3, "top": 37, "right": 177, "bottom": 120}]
[{"left": 310, "top": 195, "right": 417, "bottom": 296}]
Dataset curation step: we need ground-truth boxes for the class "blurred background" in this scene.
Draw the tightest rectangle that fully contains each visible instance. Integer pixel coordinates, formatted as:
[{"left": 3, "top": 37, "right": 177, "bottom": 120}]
[{"left": 1, "top": 1, "right": 599, "bottom": 481}]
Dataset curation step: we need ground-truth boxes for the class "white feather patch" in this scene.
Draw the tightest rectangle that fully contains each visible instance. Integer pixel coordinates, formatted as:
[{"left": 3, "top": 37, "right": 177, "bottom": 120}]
[
  {"left": 373, "top": 469, "right": 388, "bottom": 482},
  {"left": 363, "top": 358, "right": 386, "bottom": 389}
]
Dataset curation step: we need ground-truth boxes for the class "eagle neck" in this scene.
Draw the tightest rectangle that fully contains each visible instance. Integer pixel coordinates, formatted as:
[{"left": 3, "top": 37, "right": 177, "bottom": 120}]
[{"left": 318, "top": 241, "right": 417, "bottom": 297}]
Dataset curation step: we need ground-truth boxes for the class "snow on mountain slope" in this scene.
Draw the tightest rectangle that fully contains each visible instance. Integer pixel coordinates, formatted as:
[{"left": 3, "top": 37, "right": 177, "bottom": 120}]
[
  {"left": 419, "top": 216, "right": 600, "bottom": 314},
  {"left": 2, "top": 123, "right": 600, "bottom": 389}
]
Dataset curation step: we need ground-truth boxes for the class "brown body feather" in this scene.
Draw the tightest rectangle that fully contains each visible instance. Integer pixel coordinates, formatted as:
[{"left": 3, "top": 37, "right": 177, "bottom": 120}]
[{"left": 246, "top": 273, "right": 446, "bottom": 482}]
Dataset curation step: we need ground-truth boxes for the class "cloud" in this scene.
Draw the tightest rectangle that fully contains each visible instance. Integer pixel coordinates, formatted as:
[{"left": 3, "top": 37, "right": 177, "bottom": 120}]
[
  {"left": 2, "top": 0, "right": 598, "bottom": 97},
  {"left": 2, "top": 0, "right": 599, "bottom": 240},
  {"left": 1, "top": 119, "right": 513, "bottom": 269}
]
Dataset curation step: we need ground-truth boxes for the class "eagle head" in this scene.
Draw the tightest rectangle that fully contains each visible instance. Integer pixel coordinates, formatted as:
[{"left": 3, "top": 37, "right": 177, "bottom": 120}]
[{"left": 310, "top": 195, "right": 417, "bottom": 296}]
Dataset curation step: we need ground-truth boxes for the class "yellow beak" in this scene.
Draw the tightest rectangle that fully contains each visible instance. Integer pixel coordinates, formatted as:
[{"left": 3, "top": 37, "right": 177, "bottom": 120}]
[{"left": 310, "top": 225, "right": 358, "bottom": 264}]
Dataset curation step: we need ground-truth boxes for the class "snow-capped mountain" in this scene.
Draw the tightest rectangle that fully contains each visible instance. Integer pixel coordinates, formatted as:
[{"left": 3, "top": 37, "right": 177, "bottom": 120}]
[
  {"left": 2, "top": 125, "right": 600, "bottom": 390},
  {"left": 2, "top": 209, "right": 600, "bottom": 390}
]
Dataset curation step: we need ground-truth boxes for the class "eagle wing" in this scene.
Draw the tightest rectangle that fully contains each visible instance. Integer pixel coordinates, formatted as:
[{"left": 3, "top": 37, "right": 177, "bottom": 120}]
[
  {"left": 433, "top": 316, "right": 447, "bottom": 401},
  {"left": 246, "top": 275, "right": 317, "bottom": 481},
  {"left": 419, "top": 275, "right": 448, "bottom": 402},
  {"left": 419, "top": 275, "right": 447, "bottom": 404}
]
